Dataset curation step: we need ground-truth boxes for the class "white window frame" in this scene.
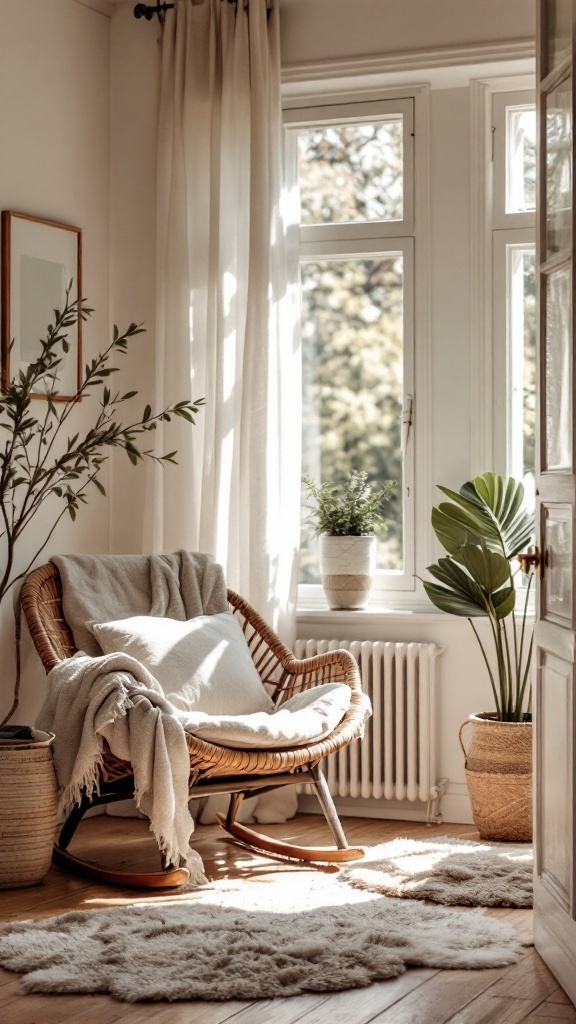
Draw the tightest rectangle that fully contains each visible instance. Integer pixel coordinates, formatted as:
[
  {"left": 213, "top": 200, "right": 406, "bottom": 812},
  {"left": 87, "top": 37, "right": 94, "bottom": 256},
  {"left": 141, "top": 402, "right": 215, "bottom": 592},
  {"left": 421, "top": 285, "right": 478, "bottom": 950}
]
[
  {"left": 470, "top": 78, "right": 536, "bottom": 480},
  {"left": 492, "top": 229, "right": 536, "bottom": 483},
  {"left": 285, "top": 97, "right": 417, "bottom": 603},
  {"left": 491, "top": 88, "right": 536, "bottom": 480}
]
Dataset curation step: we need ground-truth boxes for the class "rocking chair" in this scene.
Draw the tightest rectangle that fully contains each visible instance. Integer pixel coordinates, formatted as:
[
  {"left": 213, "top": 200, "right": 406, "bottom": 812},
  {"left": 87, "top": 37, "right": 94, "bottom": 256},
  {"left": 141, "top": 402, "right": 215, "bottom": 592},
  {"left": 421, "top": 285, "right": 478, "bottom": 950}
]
[{"left": 21, "top": 562, "right": 368, "bottom": 889}]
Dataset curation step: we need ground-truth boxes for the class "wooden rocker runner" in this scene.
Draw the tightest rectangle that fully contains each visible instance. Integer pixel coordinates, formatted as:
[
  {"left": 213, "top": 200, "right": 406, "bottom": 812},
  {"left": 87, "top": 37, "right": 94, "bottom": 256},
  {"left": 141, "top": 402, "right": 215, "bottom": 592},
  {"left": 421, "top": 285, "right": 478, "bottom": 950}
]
[{"left": 21, "top": 563, "right": 368, "bottom": 888}]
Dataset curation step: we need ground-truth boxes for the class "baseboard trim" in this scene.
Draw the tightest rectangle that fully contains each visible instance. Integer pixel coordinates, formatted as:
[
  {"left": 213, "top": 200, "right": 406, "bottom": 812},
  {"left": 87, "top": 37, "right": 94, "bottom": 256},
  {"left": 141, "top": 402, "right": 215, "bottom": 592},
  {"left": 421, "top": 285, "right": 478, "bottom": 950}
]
[{"left": 298, "top": 790, "right": 473, "bottom": 826}]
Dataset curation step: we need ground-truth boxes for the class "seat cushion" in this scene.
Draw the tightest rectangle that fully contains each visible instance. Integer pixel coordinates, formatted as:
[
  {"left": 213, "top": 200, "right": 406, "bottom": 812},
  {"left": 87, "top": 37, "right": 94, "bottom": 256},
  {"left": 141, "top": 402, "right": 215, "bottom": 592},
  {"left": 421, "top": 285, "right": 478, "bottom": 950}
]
[
  {"left": 91, "top": 613, "right": 274, "bottom": 716},
  {"left": 179, "top": 682, "right": 352, "bottom": 749}
]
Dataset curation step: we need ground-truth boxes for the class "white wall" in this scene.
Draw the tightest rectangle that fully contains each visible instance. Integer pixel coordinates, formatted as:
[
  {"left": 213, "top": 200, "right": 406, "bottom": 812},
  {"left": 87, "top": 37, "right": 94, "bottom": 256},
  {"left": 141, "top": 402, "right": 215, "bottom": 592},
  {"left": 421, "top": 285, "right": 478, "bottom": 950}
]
[
  {"left": 280, "top": 0, "right": 535, "bottom": 65},
  {"left": 0, "top": 0, "right": 111, "bottom": 725},
  {"left": 109, "top": 4, "right": 162, "bottom": 553}
]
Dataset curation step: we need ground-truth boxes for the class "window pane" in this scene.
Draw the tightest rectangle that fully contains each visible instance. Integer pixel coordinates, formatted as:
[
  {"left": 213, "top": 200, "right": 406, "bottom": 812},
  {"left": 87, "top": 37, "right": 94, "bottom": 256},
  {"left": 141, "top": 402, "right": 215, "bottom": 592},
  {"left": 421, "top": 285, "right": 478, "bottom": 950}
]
[
  {"left": 299, "top": 256, "right": 403, "bottom": 583},
  {"left": 297, "top": 121, "right": 403, "bottom": 225},
  {"left": 507, "top": 108, "right": 536, "bottom": 213},
  {"left": 509, "top": 248, "right": 536, "bottom": 489}
]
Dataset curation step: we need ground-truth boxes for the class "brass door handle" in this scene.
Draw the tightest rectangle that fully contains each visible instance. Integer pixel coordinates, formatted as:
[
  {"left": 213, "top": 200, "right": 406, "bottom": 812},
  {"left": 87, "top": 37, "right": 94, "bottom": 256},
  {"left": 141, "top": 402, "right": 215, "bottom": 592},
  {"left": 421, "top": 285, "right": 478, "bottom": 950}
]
[{"left": 517, "top": 548, "right": 541, "bottom": 574}]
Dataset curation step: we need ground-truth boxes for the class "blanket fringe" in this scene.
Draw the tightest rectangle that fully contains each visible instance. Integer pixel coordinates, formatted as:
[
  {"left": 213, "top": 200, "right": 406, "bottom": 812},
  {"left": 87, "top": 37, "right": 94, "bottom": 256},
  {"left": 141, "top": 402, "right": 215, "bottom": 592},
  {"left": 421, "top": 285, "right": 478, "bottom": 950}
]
[
  {"left": 133, "top": 783, "right": 207, "bottom": 885},
  {"left": 59, "top": 759, "right": 103, "bottom": 817}
]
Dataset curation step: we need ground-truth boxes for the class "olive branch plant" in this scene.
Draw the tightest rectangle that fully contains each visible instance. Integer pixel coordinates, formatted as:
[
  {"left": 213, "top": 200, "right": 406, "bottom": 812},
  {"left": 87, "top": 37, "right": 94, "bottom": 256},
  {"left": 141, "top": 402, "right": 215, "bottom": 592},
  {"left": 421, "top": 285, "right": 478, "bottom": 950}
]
[{"left": 0, "top": 287, "right": 204, "bottom": 727}]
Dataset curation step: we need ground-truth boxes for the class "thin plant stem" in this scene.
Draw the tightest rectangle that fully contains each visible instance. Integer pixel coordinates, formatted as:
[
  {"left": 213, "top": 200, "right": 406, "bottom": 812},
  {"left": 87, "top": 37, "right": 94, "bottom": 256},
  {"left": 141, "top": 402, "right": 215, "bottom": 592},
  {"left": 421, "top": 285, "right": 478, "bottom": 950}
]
[
  {"left": 516, "top": 572, "right": 533, "bottom": 683},
  {"left": 512, "top": 604, "right": 519, "bottom": 704},
  {"left": 501, "top": 618, "right": 515, "bottom": 719},
  {"left": 488, "top": 612, "right": 507, "bottom": 719},
  {"left": 517, "top": 631, "right": 534, "bottom": 716},
  {"left": 469, "top": 617, "right": 501, "bottom": 719}
]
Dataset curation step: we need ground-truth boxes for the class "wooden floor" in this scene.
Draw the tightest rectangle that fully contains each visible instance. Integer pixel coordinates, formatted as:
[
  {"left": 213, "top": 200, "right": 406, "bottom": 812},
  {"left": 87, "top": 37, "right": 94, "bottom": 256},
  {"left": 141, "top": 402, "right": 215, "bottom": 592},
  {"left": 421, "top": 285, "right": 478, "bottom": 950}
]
[{"left": 0, "top": 813, "right": 573, "bottom": 1024}]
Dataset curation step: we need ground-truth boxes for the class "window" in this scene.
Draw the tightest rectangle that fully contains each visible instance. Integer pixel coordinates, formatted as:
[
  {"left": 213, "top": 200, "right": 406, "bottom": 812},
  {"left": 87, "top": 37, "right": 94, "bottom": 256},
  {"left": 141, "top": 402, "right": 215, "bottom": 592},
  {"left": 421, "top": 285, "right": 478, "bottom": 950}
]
[
  {"left": 492, "top": 91, "right": 536, "bottom": 496},
  {"left": 285, "top": 99, "right": 415, "bottom": 599}
]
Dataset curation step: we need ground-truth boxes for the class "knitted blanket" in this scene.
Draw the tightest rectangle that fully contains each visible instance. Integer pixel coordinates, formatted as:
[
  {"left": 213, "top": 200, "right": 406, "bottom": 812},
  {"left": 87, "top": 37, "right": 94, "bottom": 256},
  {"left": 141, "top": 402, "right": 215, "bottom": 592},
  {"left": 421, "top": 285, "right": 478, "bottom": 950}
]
[{"left": 36, "top": 551, "right": 228, "bottom": 883}]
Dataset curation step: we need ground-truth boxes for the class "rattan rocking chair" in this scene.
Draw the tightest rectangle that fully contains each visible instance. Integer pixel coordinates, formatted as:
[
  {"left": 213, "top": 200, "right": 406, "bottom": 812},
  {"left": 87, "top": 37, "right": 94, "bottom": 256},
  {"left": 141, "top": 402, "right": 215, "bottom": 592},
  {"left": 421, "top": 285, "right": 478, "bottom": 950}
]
[{"left": 21, "top": 562, "right": 368, "bottom": 889}]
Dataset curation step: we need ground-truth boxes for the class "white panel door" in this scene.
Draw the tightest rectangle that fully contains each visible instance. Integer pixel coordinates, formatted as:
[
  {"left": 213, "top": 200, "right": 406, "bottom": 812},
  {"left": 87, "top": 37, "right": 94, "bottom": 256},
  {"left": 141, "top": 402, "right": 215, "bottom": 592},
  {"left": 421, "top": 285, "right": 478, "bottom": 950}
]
[{"left": 533, "top": 0, "right": 576, "bottom": 1002}]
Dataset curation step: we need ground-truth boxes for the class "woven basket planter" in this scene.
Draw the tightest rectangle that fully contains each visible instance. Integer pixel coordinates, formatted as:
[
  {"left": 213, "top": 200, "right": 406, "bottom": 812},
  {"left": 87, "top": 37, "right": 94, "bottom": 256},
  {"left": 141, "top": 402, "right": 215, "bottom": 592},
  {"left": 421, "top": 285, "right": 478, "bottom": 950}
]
[
  {"left": 0, "top": 730, "right": 58, "bottom": 889},
  {"left": 459, "top": 713, "right": 532, "bottom": 842}
]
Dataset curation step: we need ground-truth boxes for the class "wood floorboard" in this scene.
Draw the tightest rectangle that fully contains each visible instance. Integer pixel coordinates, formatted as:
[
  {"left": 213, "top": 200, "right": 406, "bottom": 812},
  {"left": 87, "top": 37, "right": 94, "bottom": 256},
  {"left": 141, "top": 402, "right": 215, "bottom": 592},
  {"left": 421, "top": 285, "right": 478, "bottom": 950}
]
[
  {"left": 0, "top": 814, "right": 572, "bottom": 1024},
  {"left": 279, "top": 970, "right": 439, "bottom": 1024},
  {"left": 530, "top": 1002, "right": 576, "bottom": 1020},
  {"left": 369, "top": 966, "right": 528, "bottom": 1024}
]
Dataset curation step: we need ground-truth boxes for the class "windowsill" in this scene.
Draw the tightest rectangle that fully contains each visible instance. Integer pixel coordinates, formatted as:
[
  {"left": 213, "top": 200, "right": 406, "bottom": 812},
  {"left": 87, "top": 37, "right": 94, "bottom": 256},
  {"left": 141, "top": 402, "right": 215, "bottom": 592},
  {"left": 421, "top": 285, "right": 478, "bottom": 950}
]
[
  {"left": 297, "top": 599, "right": 536, "bottom": 625},
  {"left": 298, "top": 602, "right": 461, "bottom": 625}
]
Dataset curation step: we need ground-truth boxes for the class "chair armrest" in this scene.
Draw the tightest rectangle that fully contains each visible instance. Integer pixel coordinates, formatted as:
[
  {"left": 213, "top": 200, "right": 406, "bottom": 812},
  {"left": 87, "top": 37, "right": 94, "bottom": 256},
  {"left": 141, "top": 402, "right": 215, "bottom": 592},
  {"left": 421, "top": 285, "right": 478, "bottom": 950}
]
[{"left": 227, "top": 589, "right": 362, "bottom": 704}]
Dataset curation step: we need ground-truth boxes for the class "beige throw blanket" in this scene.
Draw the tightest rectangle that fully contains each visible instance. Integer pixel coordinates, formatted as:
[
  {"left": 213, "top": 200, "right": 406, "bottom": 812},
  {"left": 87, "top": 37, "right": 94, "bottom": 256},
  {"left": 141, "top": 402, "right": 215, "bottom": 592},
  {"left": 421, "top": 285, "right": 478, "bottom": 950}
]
[
  {"left": 36, "top": 551, "right": 229, "bottom": 884},
  {"left": 51, "top": 550, "right": 228, "bottom": 656}
]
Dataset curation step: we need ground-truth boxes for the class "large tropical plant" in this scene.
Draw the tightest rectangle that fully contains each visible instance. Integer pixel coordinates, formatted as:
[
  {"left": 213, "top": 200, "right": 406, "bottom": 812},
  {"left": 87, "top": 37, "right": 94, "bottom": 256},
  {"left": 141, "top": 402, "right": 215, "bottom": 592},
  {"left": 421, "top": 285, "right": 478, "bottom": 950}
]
[
  {"left": 0, "top": 289, "right": 204, "bottom": 726},
  {"left": 423, "top": 472, "right": 535, "bottom": 722}
]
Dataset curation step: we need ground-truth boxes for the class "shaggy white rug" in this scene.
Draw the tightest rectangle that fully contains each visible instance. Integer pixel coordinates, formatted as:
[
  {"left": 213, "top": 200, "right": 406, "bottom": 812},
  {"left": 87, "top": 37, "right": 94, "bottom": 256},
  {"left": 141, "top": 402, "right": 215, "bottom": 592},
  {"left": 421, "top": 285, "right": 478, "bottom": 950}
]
[
  {"left": 340, "top": 836, "right": 533, "bottom": 908},
  {"left": 0, "top": 873, "right": 527, "bottom": 1002}
]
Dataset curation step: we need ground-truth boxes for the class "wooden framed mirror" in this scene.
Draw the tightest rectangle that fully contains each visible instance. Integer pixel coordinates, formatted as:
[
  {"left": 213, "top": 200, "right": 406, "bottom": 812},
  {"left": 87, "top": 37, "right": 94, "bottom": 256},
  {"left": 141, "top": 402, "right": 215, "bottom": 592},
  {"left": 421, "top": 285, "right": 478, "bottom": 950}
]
[{"left": 1, "top": 211, "right": 82, "bottom": 400}]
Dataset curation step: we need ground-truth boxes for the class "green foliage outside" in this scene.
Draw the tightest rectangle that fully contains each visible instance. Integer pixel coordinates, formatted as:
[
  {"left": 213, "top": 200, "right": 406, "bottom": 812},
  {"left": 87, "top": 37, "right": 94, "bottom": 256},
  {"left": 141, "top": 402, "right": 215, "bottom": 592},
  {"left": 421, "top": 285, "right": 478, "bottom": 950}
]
[
  {"left": 299, "top": 256, "right": 404, "bottom": 581},
  {"left": 297, "top": 121, "right": 403, "bottom": 225}
]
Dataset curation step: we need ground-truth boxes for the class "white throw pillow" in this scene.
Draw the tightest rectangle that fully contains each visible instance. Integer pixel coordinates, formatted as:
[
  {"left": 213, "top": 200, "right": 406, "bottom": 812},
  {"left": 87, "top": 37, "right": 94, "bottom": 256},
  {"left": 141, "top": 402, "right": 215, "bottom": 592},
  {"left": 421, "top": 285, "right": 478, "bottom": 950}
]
[
  {"left": 91, "top": 613, "right": 274, "bottom": 716},
  {"left": 179, "top": 682, "right": 352, "bottom": 749}
]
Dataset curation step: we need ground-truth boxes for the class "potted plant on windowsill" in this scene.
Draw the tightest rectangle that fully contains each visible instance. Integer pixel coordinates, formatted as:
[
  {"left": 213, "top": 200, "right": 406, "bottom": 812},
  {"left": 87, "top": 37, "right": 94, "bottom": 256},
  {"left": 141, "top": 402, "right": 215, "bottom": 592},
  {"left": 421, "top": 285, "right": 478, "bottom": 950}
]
[
  {"left": 422, "top": 471, "right": 535, "bottom": 841},
  {"left": 0, "top": 289, "right": 203, "bottom": 888},
  {"left": 303, "top": 472, "right": 395, "bottom": 610}
]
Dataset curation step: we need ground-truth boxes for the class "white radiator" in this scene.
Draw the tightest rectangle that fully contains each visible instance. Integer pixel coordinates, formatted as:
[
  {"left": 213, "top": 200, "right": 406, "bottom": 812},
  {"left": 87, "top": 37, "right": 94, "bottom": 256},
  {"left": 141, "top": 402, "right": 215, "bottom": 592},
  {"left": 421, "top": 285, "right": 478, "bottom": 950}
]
[{"left": 294, "top": 639, "right": 446, "bottom": 823}]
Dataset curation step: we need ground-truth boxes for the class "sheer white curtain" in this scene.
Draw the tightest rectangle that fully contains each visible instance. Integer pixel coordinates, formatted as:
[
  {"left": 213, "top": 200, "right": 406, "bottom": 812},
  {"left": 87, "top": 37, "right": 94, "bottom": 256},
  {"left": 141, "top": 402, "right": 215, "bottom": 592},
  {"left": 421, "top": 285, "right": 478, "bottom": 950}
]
[{"left": 147, "top": 0, "right": 301, "bottom": 642}]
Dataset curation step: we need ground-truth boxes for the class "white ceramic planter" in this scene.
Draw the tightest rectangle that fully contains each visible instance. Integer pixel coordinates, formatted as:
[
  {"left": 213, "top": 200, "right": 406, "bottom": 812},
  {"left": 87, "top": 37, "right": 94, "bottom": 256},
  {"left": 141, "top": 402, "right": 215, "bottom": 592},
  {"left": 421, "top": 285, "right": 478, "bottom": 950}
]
[{"left": 319, "top": 534, "right": 377, "bottom": 610}]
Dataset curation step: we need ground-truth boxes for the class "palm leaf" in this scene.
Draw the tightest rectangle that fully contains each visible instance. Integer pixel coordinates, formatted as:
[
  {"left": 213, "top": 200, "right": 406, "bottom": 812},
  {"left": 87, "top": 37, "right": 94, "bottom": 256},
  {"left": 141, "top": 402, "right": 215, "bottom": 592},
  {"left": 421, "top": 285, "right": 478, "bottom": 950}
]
[
  {"left": 459, "top": 544, "right": 511, "bottom": 594},
  {"left": 425, "top": 556, "right": 491, "bottom": 615},
  {"left": 422, "top": 581, "right": 489, "bottom": 617},
  {"left": 492, "top": 585, "right": 516, "bottom": 619},
  {"left": 435, "top": 472, "right": 533, "bottom": 560}
]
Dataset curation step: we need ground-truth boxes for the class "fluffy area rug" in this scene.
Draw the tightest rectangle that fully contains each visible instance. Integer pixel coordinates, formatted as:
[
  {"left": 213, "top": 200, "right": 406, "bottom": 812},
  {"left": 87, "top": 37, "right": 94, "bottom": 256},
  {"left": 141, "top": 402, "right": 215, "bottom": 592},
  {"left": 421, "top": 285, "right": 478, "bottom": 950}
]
[
  {"left": 339, "top": 836, "right": 533, "bottom": 908},
  {"left": 0, "top": 873, "right": 527, "bottom": 1003}
]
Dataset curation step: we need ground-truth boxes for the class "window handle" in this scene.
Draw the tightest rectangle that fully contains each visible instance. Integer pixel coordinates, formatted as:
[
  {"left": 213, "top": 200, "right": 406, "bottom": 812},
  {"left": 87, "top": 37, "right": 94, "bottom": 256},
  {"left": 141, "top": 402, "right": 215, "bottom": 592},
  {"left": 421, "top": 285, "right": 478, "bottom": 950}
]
[{"left": 401, "top": 394, "right": 413, "bottom": 457}]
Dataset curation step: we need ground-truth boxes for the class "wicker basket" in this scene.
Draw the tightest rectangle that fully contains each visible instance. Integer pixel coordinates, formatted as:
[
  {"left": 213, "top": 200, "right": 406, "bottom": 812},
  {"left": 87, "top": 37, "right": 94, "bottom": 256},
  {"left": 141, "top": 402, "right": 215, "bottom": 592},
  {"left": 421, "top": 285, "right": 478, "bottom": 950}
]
[
  {"left": 459, "top": 713, "right": 532, "bottom": 842},
  {"left": 0, "top": 730, "right": 58, "bottom": 889}
]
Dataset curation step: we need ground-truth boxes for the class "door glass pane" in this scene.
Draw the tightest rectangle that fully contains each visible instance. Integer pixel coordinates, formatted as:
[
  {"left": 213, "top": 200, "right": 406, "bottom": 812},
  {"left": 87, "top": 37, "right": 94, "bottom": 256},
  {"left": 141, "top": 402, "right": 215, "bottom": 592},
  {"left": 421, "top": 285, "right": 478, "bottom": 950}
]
[
  {"left": 297, "top": 120, "right": 403, "bottom": 225},
  {"left": 544, "top": 0, "right": 572, "bottom": 77},
  {"left": 544, "top": 266, "right": 572, "bottom": 469},
  {"left": 543, "top": 505, "right": 573, "bottom": 625},
  {"left": 299, "top": 256, "right": 403, "bottom": 582},
  {"left": 545, "top": 78, "right": 573, "bottom": 258},
  {"left": 509, "top": 247, "right": 537, "bottom": 486}
]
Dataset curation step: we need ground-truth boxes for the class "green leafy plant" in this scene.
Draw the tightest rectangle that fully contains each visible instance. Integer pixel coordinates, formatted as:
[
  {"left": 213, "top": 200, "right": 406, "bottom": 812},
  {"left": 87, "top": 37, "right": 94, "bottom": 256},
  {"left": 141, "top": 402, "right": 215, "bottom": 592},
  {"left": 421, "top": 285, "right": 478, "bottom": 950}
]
[
  {"left": 0, "top": 288, "right": 204, "bottom": 726},
  {"left": 423, "top": 472, "right": 535, "bottom": 722},
  {"left": 303, "top": 471, "right": 395, "bottom": 537}
]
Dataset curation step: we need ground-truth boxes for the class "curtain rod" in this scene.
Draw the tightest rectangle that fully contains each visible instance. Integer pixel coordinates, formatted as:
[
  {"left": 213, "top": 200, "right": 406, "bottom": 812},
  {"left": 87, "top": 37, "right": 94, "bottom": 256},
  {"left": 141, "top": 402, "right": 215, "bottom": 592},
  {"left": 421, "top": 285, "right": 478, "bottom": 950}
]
[
  {"left": 134, "top": 0, "right": 242, "bottom": 19},
  {"left": 133, "top": 4, "right": 174, "bottom": 20}
]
